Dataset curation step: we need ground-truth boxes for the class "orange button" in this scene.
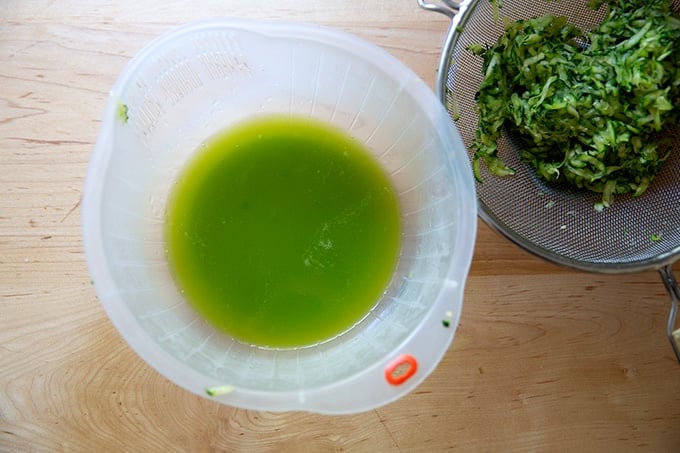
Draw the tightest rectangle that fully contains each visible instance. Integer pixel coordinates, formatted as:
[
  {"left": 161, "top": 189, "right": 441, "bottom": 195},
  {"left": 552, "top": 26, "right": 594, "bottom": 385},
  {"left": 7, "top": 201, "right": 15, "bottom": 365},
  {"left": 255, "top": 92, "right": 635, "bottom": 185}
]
[{"left": 384, "top": 354, "right": 418, "bottom": 386}]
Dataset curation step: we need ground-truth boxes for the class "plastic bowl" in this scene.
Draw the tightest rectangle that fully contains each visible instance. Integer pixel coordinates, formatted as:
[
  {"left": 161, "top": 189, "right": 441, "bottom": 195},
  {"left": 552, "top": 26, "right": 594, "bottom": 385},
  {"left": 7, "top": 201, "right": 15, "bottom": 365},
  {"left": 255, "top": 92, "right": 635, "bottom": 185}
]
[{"left": 82, "top": 18, "right": 477, "bottom": 414}]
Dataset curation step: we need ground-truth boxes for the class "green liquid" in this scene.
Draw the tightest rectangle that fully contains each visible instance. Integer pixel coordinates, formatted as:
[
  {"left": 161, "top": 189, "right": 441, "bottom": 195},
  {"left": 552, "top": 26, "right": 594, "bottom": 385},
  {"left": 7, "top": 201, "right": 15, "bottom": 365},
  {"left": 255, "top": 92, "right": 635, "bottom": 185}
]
[{"left": 165, "top": 116, "right": 402, "bottom": 348}]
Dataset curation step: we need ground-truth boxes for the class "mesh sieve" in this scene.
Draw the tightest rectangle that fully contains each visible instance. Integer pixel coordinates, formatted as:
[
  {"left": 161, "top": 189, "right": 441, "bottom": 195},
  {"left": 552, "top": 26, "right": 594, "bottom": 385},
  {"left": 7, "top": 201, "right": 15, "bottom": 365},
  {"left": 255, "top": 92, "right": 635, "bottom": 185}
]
[{"left": 420, "top": 0, "right": 680, "bottom": 362}]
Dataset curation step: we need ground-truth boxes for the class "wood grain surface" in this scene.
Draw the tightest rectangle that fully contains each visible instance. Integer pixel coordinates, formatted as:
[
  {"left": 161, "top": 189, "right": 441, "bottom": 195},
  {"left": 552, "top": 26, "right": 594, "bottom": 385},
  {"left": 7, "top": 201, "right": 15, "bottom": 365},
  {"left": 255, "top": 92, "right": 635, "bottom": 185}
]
[{"left": 2, "top": 1, "right": 679, "bottom": 451}]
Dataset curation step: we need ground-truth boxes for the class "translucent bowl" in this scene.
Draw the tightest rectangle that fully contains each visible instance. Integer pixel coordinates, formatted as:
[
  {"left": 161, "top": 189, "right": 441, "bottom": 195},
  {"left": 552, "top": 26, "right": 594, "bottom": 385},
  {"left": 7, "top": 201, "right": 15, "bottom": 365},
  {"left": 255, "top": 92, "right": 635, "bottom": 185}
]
[{"left": 82, "top": 18, "right": 477, "bottom": 414}]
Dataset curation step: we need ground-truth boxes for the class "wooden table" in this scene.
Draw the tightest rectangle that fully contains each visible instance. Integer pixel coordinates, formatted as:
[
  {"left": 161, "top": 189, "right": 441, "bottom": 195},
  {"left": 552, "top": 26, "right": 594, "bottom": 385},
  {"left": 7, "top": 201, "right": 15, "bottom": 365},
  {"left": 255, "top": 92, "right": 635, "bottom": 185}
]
[{"left": 2, "top": 1, "right": 679, "bottom": 451}]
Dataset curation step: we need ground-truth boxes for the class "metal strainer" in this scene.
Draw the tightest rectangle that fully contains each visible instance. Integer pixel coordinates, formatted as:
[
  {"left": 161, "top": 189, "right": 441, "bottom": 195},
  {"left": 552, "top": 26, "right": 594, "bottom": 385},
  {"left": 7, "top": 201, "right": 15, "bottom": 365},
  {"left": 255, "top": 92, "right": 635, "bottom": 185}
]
[{"left": 419, "top": 0, "right": 680, "bottom": 362}]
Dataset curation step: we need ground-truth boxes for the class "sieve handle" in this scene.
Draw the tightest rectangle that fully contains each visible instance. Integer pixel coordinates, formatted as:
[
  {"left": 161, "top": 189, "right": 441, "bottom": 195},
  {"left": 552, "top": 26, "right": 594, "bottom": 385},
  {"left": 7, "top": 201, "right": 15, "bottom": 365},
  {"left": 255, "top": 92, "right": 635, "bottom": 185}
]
[
  {"left": 417, "top": 0, "right": 462, "bottom": 19},
  {"left": 659, "top": 264, "right": 680, "bottom": 364}
]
